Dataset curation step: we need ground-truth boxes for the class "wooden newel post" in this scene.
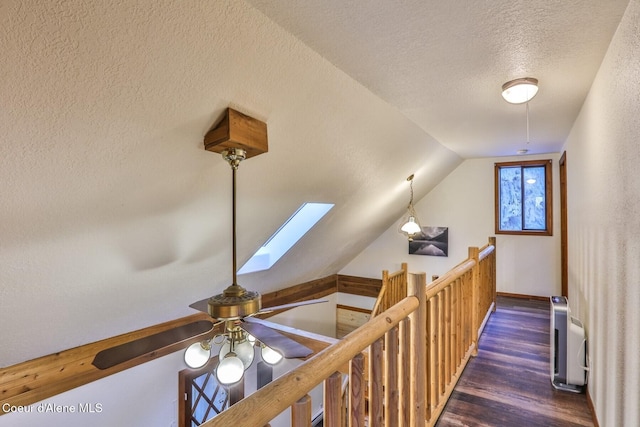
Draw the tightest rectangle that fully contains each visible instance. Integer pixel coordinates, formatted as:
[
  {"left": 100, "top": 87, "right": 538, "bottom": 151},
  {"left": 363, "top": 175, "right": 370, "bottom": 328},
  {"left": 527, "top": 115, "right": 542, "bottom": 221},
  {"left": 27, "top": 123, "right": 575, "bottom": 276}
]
[
  {"left": 468, "top": 246, "right": 480, "bottom": 357},
  {"left": 408, "top": 272, "right": 427, "bottom": 425},
  {"left": 292, "top": 394, "right": 312, "bottom": 427}
]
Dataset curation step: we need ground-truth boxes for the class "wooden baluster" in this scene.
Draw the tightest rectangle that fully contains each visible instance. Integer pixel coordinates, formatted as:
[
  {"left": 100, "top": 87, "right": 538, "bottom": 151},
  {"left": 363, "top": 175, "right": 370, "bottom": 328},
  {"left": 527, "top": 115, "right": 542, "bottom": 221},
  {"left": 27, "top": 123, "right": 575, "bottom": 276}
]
[
  {"left": 451, "top": 280, "right": 459, "bottom": 369},
  {"left": 428, "top": 295, "right": 438, "bottom": 413},
  {"left": 444, "top": 286, "right": 452, "bottom": 383},
  {"left": 384, "top": 326, "right": 399, "bottom": 425},
  {"left": 398, "top": 318, "right": 411, "bottom": 427},
  {"left": 462, "top": 276, "right": 470, "bottom": 348},
  {"left": 292, "top": 394, "right": 312, "bottom": 427},
  {"left": 229, "top": 377, "right": 244, "bottom": 406},
  {"left": 368, "top": 339, "right": 384, "bottom": 427},
  {"left": 349, "top": 353, "right": 365, "bottom": 427},
  {"left": 438, "top": 291, "right": 445, "bottom": 396},
  {"left": 324, "top": 372, "right": 342, "bottom": 427},
  {"left": 469, "top": 246, "right": 480, "bottom": 357}
]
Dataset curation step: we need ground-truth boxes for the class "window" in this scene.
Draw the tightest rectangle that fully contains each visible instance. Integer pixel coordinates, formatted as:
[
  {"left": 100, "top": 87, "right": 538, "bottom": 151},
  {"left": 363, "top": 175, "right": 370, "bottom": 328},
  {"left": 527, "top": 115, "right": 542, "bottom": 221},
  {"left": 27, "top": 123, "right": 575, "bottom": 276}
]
[
  {"left": 238, "top": 202, "right": 334, "bottom": 274},
  {"left": 495, "top": 159, "right": 552, "bottom": 235},
  {"left": 179, "top": 357, "right": 229, "bottom": 427}
]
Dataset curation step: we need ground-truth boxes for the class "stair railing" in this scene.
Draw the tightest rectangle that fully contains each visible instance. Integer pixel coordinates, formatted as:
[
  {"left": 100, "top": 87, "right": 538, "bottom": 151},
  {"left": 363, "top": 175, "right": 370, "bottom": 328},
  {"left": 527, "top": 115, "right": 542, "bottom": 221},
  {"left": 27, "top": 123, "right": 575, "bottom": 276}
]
[{"left": 201, "top": 237, "right": 496, "bottom": 427}]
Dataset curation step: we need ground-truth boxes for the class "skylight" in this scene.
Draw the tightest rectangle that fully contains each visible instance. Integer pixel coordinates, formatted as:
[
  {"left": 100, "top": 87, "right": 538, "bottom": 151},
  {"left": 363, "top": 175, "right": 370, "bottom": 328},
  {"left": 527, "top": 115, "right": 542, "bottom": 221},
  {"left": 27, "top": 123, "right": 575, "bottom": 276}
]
[{"left": 238, "top": 202, "right": 334, "bottom": 275}]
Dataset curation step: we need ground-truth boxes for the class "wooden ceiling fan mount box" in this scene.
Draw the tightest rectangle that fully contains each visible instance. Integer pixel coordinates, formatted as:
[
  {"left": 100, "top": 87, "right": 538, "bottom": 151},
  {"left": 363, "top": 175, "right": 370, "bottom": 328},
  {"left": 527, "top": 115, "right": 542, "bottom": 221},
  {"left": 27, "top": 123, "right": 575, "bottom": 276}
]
[{"left": 204, "top": 108, "right": 268, "bottom": 158}]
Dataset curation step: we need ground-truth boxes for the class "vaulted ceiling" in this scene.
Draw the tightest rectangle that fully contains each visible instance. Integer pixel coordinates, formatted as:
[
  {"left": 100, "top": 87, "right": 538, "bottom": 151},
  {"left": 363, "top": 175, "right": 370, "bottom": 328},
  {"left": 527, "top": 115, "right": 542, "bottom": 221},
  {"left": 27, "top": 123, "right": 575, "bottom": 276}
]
[{"left": 0, "top": 0, "right": 629, "bottom": 366}]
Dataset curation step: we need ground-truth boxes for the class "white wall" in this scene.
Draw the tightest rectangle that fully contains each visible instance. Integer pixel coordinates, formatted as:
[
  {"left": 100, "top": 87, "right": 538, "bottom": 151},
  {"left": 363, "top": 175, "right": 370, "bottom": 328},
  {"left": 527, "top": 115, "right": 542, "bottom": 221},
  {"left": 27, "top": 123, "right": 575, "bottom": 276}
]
[
  {"left": 562, "top": 0, "right": 640, "bottom": 424},
  {"left": 341, "top": 154, "right": 562, "bottom": 297}
]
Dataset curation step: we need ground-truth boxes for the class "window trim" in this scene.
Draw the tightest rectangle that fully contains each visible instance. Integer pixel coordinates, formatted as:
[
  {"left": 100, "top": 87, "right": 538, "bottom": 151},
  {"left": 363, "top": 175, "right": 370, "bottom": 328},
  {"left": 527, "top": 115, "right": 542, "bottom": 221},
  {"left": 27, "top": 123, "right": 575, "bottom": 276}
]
[{"left": 494, "top": 159, "right": 553, "bottom": 236}]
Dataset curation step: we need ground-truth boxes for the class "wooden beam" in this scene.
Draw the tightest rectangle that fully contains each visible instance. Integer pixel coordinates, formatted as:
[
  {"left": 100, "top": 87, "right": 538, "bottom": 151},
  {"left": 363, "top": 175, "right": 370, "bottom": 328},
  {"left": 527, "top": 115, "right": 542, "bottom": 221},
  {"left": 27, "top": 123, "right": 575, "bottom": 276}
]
[{"left": 336, "top": 275, "right": 382, "bottom": 298}]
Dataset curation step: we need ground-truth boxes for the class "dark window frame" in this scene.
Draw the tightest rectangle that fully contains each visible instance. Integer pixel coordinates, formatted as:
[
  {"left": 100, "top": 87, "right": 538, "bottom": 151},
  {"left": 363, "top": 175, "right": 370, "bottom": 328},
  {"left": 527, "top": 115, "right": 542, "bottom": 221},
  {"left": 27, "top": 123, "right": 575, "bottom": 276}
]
[{"left": 494, "top": 159, "right": 553, "bottom": 236}]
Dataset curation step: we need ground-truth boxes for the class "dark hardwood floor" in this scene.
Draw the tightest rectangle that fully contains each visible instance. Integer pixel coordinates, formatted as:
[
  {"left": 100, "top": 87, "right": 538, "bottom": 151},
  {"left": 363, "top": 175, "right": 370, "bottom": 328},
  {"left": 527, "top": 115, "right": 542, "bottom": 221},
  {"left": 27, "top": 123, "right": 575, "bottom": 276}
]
[{"left": 436, "top": 296, "right": 593, "bottom": 427}]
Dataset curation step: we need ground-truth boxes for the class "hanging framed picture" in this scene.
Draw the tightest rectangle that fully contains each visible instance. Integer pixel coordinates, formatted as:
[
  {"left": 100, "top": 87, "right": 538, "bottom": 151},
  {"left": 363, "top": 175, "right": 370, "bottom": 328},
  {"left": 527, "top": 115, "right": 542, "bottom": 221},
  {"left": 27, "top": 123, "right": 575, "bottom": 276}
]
[{"left": 409, "top": 226, "right": 448, "bottom": 256}]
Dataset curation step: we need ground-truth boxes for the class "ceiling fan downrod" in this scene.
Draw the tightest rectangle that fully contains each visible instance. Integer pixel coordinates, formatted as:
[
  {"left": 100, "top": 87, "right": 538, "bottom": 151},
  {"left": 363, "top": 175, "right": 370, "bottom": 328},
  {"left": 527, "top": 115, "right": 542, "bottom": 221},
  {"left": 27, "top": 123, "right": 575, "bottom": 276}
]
[{"left": 207, "top": 148, "right": 262, "bottom": 320}]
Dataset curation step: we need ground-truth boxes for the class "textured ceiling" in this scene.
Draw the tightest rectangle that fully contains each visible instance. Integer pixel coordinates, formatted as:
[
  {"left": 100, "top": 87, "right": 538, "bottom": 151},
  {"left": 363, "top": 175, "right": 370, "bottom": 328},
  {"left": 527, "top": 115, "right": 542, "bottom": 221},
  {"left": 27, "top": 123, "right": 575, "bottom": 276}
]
[
  {"left": 247, "top": 0, "right": 630, "bottom": 158},
  {"left": 0, "top": 0, "right": 460, "bottom": 365},
  {"left": 0, "top": 0, "right": 629, "bottom": 366}
]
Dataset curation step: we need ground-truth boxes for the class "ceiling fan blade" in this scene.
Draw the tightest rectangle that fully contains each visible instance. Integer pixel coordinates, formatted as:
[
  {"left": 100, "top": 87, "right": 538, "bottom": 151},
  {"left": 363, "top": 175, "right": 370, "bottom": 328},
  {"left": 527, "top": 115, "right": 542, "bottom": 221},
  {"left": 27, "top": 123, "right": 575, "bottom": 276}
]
[
  {"left": 189, "top": 297, "right": 211, "bottom": 314},
  {"left": 92, "top": 320, "right": 213, "bottom": 370},
  {"left": 257, "top": 298, "right": 328, "bottom": 315},
  {"left": 240, "top": 320, "right": 313, "bottom": 359}
]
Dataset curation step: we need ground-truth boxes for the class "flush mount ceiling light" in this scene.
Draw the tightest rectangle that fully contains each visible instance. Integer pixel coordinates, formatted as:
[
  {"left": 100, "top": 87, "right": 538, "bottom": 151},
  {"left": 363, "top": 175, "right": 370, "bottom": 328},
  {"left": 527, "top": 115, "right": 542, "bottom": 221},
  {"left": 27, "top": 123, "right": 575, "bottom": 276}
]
[
  {"left": 398, "top": 174, "right": 422, "bottom": 242},
  {"left": 502, "top": 78, "right": 539, "bottom": 154},
  {"left": 501, "top": 77, "right": 538, "bottom": 104}
]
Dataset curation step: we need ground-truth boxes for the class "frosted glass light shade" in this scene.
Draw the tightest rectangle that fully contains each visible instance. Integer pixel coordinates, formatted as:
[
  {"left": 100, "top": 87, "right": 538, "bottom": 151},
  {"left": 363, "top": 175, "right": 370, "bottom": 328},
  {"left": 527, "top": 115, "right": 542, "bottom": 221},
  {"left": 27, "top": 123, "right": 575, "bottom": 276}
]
[
  {"left": 501, "top": 78, "right": 538, "bottom": 104},
  {"left": 184, "top": 342, "right": 211, "bottom": 369},
  {"left": 219, "top": 339, "right": 255, "bottom": 369},
  {"left": 400, "top": 216, "right": 421, "bottom": 234},
  {"left": 261, "top": 345, "right": 283, "bottom": 365},
  {"left": 247, "top": 333, "right": 256, "bottom": 346},
  {"left": 216, "top": 354, "right": 245, "bottom": 385}
]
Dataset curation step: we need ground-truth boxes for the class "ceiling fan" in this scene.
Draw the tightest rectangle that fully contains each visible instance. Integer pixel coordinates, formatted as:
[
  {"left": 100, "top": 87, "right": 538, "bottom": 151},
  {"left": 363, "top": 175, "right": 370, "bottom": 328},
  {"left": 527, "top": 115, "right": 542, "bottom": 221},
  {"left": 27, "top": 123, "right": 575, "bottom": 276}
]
[
  {"left": 182, "top": 147, "right": 327, "bottom": 384},
  {"left": 92, "top": 112, "right": 326, "bottom": 383}
]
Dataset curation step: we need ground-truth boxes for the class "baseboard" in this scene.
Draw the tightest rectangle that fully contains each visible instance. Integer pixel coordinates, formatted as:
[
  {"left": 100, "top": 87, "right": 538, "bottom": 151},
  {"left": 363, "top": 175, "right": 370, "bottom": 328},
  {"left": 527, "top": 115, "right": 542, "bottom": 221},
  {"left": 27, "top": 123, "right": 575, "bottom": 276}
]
[
  {"left": 587, "top": 387, "right": 599, "bottom": 427},
  {"left": 496, "top": 292, "right": 548, "bottom": 302}
]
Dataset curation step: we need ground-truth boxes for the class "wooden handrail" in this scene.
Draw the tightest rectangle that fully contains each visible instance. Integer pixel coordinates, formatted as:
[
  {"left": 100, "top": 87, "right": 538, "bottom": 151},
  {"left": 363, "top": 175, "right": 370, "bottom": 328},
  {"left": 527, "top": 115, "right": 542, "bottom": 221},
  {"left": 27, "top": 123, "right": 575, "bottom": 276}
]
[
  {"left": 427, "top": 258, "right": 475, "bottom": 298},
  {"left": 202, "top": 296, "right": 419, "bottom": 427}
]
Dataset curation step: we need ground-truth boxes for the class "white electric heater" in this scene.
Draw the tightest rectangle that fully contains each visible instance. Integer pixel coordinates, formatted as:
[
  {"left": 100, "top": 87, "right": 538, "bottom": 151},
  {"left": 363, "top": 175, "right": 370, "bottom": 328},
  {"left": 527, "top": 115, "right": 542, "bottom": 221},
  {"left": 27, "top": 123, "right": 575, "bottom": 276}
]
[{"left": 550, "top": 296, "right": 588, "bottom": 392}]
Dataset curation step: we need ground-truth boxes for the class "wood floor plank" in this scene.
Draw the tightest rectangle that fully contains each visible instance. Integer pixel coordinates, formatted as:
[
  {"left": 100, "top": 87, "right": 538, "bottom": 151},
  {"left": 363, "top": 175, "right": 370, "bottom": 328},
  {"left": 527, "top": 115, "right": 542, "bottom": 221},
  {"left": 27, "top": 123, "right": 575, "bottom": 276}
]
[{"left": 436, "top": 296, "right": 593, "bottom": 427}]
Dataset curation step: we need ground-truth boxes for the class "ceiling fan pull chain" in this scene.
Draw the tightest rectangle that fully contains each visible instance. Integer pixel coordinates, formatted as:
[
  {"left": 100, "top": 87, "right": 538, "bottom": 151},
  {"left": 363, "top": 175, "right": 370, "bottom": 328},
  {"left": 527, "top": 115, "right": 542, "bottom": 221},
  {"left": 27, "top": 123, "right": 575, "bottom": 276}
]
[{"left": 526, "top": 101, "right": 530, "bottom": 145}]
